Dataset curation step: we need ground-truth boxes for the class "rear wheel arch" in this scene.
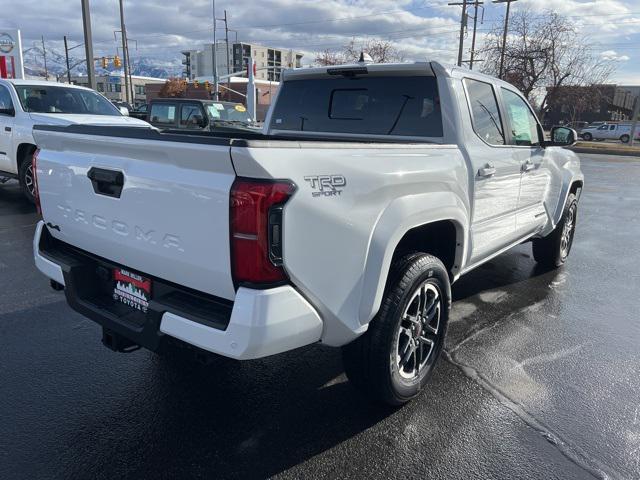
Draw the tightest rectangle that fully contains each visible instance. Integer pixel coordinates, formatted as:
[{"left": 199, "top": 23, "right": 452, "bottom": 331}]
[{"left": 392, "top": 220, "right": 462, "bottom": 280}]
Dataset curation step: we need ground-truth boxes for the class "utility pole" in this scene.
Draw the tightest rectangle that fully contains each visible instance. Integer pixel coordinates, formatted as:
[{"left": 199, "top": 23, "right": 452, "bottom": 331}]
[
  {"left": 212, "top": 0, "right": 219, "bottom": 99},
  {"left": 81, "top": 0, "right": 96, "bottom": 90},
  {"left": 493, "top": 0, "right": 517, "bottom": 79},
  {"left": 224, "top": 9, "right": 230, "bottom": 95},
  {"left": 449, "top": 0, "right": 468, "bottom": 67},
  {"left": 41, "top": 36, "right": 49, "bottom": 80},
  {"left": 63, "top": 36, "right": 72, "bottom": 83},
  {"left": 118, "top": 0, "right": 131, "bottom": 104},
  {"left": 630, "top": 95, "right": 640, "bottom": 147},
  {"left": 469, "top": 1, "right": 484, "bottom": 70}
]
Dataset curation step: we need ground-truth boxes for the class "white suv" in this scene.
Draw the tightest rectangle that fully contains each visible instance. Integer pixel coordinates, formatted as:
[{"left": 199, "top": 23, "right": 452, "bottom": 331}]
[{"left": 0, "top": 79, "right": 150, "bottom": 202}]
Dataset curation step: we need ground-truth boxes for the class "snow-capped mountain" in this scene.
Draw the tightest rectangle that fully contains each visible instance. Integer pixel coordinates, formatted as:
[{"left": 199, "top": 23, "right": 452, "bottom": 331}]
[{"left": 23, "top": 44, "right": 181, "bottom": 79}]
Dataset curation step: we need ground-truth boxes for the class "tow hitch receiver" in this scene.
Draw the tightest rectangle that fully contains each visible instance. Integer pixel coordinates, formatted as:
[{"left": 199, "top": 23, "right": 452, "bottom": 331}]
[{"left": 102, "top": 328, "right": 140, "bottom": 353}]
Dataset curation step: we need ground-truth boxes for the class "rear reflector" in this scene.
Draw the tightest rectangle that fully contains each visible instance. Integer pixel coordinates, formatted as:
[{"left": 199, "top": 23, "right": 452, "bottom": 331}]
[{"left": 230, "top": 178, "right": 295, "bottom": 285}]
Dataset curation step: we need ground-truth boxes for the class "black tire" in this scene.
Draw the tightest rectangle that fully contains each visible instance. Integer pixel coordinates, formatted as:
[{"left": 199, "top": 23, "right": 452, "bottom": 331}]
[
  {"left": 532, "top": 193, "right": 577, "bottom": 268},
  {"left": 18, "top": 152, "right": 36, "bottom": 204},
  {"left": 342, "top": 253, "right": 450, "bottom": 406},
  {"left": 620, "top": 134, "right": 630, "bottom": 143},
  {"left": 582, "top": 132, "right": 592, "bottom": 141}
]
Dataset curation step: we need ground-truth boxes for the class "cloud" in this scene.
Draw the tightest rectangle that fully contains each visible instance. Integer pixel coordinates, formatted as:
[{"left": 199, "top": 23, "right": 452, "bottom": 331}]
[
  {"left": 600, "top": 50, "right": 631, "bottom": 61},
  {"left": 1, "top": 0, "right": 638, "bottom": 80}
]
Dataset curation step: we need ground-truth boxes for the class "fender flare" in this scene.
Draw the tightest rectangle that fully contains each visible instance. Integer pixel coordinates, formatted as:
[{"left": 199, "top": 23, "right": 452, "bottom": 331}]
[
  {"left": 551, "top": 165, "right": 584, "bottom": 229},
  {"left": 358, "top": 191, "right": 469, "bottom": 326}
]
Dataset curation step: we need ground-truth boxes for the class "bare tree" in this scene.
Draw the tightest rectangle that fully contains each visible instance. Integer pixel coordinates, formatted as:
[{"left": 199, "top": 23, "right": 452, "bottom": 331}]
[
  {"left": 315, "top": 39, "right": 404, "bottom": 66},
  {"left": 481, "top": 10, "right": 614, "bottom": 120}
]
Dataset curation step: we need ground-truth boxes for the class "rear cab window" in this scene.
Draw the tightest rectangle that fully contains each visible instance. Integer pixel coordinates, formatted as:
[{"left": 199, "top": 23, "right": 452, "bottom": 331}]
[
  {"left": 463, "top": 78, "right": 505, "bottom": 146},
  {"left": 270, "top": 75, "right": 443, "bottom": 139}
]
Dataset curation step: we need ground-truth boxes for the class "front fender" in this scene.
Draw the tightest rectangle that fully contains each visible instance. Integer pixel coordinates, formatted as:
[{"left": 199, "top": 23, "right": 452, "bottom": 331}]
[
  {"left": 358, "top": 192, "right": 469, "bottom": 326},
  {"left": 541, "top": 150, "right": 583, "bottom": 236}
]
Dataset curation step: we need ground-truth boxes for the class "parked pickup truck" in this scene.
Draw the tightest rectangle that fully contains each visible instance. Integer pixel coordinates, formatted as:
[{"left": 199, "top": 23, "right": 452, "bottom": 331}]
[
  {"left": 146, "top": 98, "right": 258, "bottom": 133},
  {"left": 0, "top": 79, "right": 151, "bottom": 202},
  {"left": 580, "top": 122, "right": 637, "bottom": 143},
  {"left": 32, "top": 61, "right": 583, "bottom": 405}
]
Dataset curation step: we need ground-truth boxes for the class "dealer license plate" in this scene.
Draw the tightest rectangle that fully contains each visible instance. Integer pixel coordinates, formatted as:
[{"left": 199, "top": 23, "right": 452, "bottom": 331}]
[{"left": 113, "top": 268, "right": 152, "bottom": 313}]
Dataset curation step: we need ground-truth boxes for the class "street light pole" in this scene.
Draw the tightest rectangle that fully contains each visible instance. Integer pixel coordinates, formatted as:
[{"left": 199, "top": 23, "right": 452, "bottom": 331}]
[
  {"left": 212, "top": 0, "right": 219, "bottom": 99},
  {"left": 63, "top": 36, "right": 72, "bottom": 83},
  {"left": 630, "top": 95, "right": 640, "bottom": 147},
  {"left": 81, "top": 0, "right": 96, "bottom": 90},
  {"left": 119, "top": 0, "right": 131, "bottom": 104}
]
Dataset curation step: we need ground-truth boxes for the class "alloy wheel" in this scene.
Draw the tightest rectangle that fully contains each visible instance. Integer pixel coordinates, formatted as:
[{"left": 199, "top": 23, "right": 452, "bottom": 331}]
[{"left": 395, "top": 281, "right": 442, "bottom": 380}]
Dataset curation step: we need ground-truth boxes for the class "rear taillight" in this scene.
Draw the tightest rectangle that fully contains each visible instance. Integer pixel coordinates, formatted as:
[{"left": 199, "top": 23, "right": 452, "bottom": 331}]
[
  {"left": 230, "top": 178, "right": 296, "bottom": 285},
  {"left": 32, "top": 148, "right": 41, "bottom": 215}
]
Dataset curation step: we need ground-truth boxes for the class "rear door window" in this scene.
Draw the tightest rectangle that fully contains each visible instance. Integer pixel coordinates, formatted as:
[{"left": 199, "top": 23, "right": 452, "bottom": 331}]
[
  {"left": 149, "top": 103, "right": 177, "bottom": 126},
  {"left": 270, "top": 75, "right": 443, "bottom": 138},
  {"left": 463, "top": 78, "right": 505, "bottom": 145}
]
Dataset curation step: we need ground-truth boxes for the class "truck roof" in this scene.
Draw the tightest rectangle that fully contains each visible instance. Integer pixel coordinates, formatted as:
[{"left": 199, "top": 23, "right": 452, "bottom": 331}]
[
  {"left": 0, "top": 78, "right": 94, "bottom": 92},
  {"left": 281, "top": 61, "right": 516, "bottom": 90}
]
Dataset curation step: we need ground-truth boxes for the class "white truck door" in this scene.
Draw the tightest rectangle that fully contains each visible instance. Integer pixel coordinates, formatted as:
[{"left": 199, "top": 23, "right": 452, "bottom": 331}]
[
  {"left": 499, "top": 87, "right": 550, "bottom": 236},
  {"left": 594, "top": 124, "right": 608, "bottom": 140},
  {"left": 462, "top": 78, "right": 521, "bottom": 263},
  {"left": 0, "top": 84, "right": 14, "bottom": 173},
  {"left": 607, "top": 124, "right": 617, "bottom": 139}
]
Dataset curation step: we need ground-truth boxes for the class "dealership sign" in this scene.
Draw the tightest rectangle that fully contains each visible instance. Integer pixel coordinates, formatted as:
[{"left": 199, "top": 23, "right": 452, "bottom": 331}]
[{"left": 0, "top": 29, "right": 25, "bottom": 79}]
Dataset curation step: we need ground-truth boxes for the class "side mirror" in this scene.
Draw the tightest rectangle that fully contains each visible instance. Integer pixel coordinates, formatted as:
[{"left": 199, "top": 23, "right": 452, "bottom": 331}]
[
  {"left": 119, "top": 106, "right": 129, "bottom": 116},
  {"left": 549, "top": 126, "right": 577, "bottom": 147},
  {"left": 0, "top": 107, "right": 15, "bottom": 117}
]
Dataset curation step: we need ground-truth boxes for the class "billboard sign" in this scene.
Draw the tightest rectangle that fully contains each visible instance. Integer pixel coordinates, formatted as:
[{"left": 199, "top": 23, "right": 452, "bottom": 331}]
[{"left": 0, "top": 29, "right": 25, "bottom": 79}]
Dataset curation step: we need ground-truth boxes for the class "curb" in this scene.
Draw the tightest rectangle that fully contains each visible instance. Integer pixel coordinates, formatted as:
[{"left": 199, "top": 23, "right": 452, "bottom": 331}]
[{"left": 569, "top": 146, "right": 640, "bottom": 157}]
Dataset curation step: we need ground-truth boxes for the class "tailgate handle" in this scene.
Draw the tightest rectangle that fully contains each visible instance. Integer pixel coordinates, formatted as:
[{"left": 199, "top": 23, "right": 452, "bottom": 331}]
[{"left": 87, "top": 167, "right": 124, "bottom": 198}]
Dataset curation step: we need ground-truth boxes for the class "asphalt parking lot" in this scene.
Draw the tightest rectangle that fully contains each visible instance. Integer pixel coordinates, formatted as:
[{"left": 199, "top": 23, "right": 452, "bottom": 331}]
[{"left": 1, "top": 152, "right": 639, "bottom": 480}]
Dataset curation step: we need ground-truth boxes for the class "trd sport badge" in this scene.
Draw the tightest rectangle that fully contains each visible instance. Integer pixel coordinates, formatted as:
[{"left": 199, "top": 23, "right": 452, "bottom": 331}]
[{"left": 304, "top": 175, "right": 347, "bottom": 197}]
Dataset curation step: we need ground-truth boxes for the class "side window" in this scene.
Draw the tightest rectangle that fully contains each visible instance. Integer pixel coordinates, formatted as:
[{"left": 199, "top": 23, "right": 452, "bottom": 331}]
[
  {"left": 609, "top": 125, "right": 616, "bottom": 131},
  {"left": 463, "top": 78, "right": 505, "bottom": 145},
  {"left": 0, "top": 85, "right": 14, "bottom": 113},
  {"left": 149, "top": 103, "right": 177, "bottom": 125},
  {"left": 180, "top": 103, "right": 204, "bottom": 127},
  {"left": 598, "top": 125, "right": 608, "bottom": 130},
  {"left": 501, "top": 88, "right": 541, "bottom": 146}
]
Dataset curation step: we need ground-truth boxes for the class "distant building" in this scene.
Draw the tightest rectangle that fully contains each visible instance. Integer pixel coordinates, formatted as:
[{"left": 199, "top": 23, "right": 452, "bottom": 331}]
[
  {"left": 70, "top": 73, "right": 165, "bottom": 106},
  {"left": 545, "top": 84, "right": 639, "bottom": 125},
  {"left": 182, "top": 42, "right": 303, "bottom": 82}
]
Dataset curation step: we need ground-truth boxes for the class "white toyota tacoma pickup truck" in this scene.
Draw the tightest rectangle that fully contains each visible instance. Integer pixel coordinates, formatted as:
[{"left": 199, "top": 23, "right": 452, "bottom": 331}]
[
  {"left": 0, "top": 79, "right": 149, "bottom": 202},
  {"left": 32, "top": 62, "right": 583, "bottom": 405}
]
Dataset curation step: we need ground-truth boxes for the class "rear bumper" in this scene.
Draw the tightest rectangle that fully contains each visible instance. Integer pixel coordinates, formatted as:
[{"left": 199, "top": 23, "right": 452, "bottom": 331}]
[{"left": 33, "top": 221, "right": 323, "bottom": 360}]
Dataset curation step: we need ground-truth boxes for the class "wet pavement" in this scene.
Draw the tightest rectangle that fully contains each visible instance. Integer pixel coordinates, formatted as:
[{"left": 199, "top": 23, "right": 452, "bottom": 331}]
[{"left": 1, "top": 153, "right": 639, "bottom": 479}]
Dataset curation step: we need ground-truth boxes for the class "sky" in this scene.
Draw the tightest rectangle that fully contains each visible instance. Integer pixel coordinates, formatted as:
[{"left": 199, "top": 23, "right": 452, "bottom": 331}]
[{"left": 0, "top": 0, "right": 638, "bottom": 84}]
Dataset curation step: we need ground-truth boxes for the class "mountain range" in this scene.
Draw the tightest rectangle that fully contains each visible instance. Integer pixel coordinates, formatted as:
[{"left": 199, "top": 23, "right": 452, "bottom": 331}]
[{"left": 22, "top": 44, "right": 181, "bottom": 79}]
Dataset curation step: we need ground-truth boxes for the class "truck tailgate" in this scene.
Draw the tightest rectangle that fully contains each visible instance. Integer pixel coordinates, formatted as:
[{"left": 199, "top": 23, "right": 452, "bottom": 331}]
[{"left": 32, "top": 128, "right": 237, "bottom": 300}]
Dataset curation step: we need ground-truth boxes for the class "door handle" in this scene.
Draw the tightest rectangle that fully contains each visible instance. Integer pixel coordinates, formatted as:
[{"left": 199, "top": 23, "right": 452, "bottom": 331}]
[
  {"left": 4, "top": 127, "right": 10, "bottom": 132},
  {"left": 87, "top": 167, "right": 124, "bottom": 198},
  {"left": 478, "top": 164, "right": 496, "bottom": 177},
  {"left": 522, "top": 160, "right": 535, "bottom": 172}
]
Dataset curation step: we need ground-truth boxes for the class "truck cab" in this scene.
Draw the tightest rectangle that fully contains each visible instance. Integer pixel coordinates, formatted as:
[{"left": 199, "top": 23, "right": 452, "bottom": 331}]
[{"left": 146, "top": 98, "right": 258, "bottom": 133}]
